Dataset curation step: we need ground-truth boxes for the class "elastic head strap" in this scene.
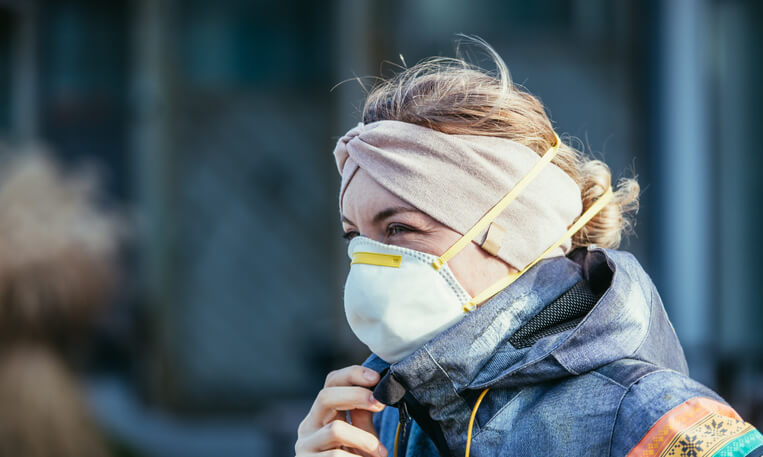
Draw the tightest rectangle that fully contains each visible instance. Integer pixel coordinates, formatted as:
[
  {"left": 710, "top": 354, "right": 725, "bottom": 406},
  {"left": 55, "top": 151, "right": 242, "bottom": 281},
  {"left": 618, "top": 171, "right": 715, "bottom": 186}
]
[
  {"left": 431, "top": 133, "right": 561, "bottom": 271},
  {"left": 462, "top": 187, "right": 614, "bottom": 311}
]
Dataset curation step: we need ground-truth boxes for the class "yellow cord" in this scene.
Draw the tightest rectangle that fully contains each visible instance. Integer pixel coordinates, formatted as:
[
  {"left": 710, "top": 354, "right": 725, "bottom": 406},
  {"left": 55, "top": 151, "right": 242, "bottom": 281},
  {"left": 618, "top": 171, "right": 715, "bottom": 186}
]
[
  {"left": 462, "top": 187, "right": 614, "bottom": 311},
  {"left": 393, "top": 422, "right": 401, "bottom": 457},
  {"left": 392, "top": 388, "right": 490, "bottom": 457},
  {"left": 465, "top": 388, "right": 490, "bottom": 457},
  {"left": 432, "top": 134, "right": 560, "bottom": 270}
]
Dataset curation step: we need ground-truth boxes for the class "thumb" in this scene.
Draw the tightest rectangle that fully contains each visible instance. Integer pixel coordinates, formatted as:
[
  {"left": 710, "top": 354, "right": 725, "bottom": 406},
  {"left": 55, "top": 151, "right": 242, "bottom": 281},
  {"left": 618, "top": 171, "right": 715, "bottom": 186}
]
[{"left": 350, "top": 408, "right": 381, "bottom": 437}]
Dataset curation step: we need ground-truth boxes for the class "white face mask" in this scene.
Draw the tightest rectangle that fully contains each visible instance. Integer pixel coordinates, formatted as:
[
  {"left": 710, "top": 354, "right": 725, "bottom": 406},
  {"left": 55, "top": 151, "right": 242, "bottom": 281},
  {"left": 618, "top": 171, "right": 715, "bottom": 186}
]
[
  {"left": 344, "top": 236, "right": 472, "bottom": 363},
  {"left": 342, "top": 134, "right": 614, "bottom": 363}
]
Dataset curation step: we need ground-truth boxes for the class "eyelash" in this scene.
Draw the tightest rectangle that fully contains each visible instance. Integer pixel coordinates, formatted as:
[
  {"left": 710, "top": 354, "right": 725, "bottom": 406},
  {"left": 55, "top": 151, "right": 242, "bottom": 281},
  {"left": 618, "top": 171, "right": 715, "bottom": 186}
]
[
  {"left": 387, "top": 224, "right": 414, "bottom": 237},
  {"left": 342, "top": 224, "right": 416, "bottom": 241}
]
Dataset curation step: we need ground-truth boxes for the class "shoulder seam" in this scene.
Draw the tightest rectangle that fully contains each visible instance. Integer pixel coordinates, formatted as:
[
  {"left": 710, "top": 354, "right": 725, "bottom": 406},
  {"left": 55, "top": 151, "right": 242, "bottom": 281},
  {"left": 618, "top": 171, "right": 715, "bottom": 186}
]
[
  {"left": 630, "top": 278, "right": 656, "bottom": 357},
  {"left": 608, "top": 381, "right": 630, "bottom": 457},
  {"left": 607, "top": 369, "right": 675, "bottom": 457},
  {"left": 590, "top": 370, "right": 629, "bottom": 390},
  {"left": 594, "top": 359, "right": 674, "bottom": 390}
]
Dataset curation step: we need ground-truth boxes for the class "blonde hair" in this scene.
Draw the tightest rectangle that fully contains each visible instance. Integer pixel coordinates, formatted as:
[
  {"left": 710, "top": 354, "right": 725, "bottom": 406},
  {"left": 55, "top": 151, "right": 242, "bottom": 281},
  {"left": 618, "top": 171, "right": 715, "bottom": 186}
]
[
  {"left": 0, "top": 148, "right": 123, "bottom": 341},
  {"left": 0, "top": 344, "right": 111, "bottom": 457},
  {"left": 0, "top": 148, "right": 120, "bottom": 457},
  {"left": 360, "top": 39, "right": 639, "bottom": 249}
]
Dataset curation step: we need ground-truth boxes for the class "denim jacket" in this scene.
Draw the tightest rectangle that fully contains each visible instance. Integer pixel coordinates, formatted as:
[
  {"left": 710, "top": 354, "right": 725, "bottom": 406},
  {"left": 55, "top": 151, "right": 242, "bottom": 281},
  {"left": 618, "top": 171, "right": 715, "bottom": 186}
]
[{"left": 362, "top": 247, "right": 763, "bottom": 457}]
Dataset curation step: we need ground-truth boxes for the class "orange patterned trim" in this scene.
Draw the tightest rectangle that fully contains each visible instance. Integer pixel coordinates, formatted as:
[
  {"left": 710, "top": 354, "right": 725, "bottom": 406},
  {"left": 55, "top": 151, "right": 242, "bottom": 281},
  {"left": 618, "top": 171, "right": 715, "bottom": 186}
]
[{"left": 626, "top": 397, "right": 742, "bottom": 457}]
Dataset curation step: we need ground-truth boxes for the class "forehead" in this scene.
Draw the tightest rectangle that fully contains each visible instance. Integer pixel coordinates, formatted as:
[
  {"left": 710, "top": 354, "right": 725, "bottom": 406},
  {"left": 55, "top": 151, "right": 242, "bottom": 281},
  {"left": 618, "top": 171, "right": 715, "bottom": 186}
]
[{"left": 341, "top": 168, "right": 412, "bottom": 222}]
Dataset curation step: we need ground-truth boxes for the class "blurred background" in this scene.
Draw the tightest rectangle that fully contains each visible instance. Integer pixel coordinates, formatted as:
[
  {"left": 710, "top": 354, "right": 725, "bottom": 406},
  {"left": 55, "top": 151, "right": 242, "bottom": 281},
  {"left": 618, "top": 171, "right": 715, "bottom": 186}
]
[{"left": 0, "top": 0, "right": 760, "bottom": 455}]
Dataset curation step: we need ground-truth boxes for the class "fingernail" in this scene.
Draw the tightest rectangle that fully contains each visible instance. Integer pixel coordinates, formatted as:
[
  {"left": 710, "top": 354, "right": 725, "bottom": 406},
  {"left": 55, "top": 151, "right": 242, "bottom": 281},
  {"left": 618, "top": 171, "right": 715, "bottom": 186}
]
[
  {"left": 378, "top": 444, "right": 388, "bottom": 457},
  {"left": 363, "top": 369, "right": 378, "bottom": 381},
  {"left": 369, "top": 392, "right": 385, "bottom": 409}
]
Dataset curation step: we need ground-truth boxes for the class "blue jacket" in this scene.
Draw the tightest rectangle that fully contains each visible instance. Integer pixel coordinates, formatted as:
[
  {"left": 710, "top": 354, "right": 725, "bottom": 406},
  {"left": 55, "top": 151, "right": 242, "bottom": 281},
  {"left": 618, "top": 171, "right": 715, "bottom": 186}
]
[{"left": 363, "top": 247, "right": 763, "bottom": 457}]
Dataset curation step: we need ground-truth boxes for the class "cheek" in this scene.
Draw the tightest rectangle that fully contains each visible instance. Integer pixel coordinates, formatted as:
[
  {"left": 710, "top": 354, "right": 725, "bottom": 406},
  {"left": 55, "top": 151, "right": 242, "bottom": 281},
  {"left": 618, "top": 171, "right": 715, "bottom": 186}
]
[{"left": 447, "top": 244, "right": 514, "bottom": 297}]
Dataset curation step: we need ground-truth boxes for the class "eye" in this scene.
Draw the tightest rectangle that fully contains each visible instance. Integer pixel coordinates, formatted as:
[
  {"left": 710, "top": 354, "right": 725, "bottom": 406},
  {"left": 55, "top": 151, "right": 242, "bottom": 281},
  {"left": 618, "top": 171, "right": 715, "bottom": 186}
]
[
  {"left": 386, "top": 223, "right": 415, "bottom": 237},
  {"left": 342, "top": 230, "right": 359, "bottom": 241}
]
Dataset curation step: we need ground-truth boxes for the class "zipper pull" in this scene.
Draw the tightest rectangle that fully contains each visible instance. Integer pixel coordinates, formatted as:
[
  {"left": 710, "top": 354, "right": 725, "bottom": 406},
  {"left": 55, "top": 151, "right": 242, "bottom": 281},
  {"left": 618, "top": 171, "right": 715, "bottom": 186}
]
[
  {"left": 393, "top": 401, "right": 410, "bottom": 457},
  {"left": 398, "top": 400, "right": 410, "bottom": 427}
]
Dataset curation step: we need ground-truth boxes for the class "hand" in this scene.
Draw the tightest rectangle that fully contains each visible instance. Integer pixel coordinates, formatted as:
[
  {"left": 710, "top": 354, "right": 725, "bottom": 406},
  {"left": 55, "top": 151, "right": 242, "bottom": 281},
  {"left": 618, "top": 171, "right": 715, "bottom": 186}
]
[{"left": 295, "top": 365, "right": 389, "bottom": 457}]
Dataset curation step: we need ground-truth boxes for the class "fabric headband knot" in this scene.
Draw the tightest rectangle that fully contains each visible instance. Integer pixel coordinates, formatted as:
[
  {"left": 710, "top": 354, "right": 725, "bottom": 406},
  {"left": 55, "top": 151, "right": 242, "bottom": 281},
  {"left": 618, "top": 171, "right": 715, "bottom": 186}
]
[{"left": 332, "top": 120, "right": 583, "bottom": 271}]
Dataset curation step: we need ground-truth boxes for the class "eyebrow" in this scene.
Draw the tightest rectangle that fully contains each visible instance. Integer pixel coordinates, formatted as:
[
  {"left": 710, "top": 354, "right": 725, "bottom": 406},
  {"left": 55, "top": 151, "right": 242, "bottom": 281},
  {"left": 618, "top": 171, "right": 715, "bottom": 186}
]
[{"left": 341, "top": 206, "right": 420, "bottom": 226}]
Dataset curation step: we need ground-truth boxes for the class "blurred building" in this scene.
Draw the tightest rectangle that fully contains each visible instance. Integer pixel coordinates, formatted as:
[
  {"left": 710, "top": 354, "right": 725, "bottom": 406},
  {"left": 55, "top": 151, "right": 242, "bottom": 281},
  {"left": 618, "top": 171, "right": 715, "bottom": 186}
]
[{"left": 0, "top": 1, "right": 760, "bottom": 456}]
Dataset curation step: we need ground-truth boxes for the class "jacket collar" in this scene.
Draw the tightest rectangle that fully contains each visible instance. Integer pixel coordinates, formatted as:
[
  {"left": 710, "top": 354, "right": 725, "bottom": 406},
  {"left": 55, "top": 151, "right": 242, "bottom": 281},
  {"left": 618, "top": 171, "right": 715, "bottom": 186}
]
[
  {"left": 364, "top": 253, "right": 584, "bottom": 454},
  {"left": 363, "top": 247, "right": 689, "bottom": 454},
  {"left": 364, "top": 251, "right": 582, "bottom": 385}
]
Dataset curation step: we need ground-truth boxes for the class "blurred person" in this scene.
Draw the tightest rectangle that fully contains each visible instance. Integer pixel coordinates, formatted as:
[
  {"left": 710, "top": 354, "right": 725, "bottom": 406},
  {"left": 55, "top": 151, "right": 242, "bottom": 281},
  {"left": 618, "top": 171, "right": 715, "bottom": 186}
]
[
  {"left": 0, "top": 148, "right": 122, "bottom": 457},
  {"left": 295, "top": 40, "right": 763, "bottom": 457}
]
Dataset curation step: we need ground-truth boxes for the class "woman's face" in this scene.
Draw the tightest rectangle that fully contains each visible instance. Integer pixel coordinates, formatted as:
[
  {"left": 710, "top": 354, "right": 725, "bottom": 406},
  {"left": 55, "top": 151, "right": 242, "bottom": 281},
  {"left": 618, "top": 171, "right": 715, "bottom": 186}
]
[{"left": 341, "top": 168, "right": 516, "bottom": 297}]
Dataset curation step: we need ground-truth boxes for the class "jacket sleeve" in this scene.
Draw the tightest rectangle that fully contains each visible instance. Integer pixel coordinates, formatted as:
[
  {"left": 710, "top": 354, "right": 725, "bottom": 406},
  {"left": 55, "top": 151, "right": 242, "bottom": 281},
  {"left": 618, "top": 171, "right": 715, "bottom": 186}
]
[{"left": 611, "top": 370, "right": 763, "bottom": 457}]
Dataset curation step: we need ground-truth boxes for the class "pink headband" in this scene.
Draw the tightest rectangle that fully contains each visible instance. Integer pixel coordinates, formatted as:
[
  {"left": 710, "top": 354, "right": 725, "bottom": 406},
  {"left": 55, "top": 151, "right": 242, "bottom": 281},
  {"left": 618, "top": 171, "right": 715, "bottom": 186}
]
[{"left": 332, "top": 120, "right": 582, "bottom": 270}]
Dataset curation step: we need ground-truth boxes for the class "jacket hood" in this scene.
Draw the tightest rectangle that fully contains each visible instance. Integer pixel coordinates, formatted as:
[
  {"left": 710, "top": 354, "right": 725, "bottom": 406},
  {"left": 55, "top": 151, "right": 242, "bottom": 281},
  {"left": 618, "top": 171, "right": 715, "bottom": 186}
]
[{"left": 364, "top": 246, "right": 688, "bottom": 394}]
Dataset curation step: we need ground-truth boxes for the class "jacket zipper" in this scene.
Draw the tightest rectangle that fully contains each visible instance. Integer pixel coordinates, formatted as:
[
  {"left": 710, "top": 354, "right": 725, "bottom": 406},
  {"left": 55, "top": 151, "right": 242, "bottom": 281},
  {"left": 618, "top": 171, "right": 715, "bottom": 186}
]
[{"left": 396, "top": 401, "right": 411, "bottom": 457}]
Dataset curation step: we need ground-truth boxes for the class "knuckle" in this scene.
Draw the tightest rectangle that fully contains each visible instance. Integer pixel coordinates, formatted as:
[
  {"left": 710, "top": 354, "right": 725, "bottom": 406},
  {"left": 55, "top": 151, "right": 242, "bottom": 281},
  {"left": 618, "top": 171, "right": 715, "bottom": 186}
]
[
  {"left": 324, "top": 369, "right": 339, "bottom": 386},
  {"left": 296, "top": 417, "right": 308, "bottom": 436},
  {"left": 326, "top": 420, "right": 344, "bottom": 439},
  {"left": 315, "top": 388, "right": 328, "bottom": 405}
]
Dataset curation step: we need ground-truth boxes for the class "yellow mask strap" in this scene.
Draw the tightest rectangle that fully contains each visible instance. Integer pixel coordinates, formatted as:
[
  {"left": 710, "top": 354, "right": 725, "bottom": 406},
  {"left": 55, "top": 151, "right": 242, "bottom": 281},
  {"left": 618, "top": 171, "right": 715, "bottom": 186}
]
[
  {"left": 462, "top": 187, "right": 614, "bottom": 312},
  {"left": 432, "top": 133, "right": 561, "bottom": 271}
]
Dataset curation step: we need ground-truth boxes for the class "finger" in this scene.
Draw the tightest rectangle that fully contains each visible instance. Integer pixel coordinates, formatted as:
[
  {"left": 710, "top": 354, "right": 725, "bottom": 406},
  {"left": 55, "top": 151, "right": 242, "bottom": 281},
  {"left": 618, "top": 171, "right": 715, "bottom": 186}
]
[
  {"left": 299, "top": 450, "right": 362, "bottom": 457},
  {"left": 324, "top": 366, "right": 380, "bottom": 388},
  {"left": 304, "top": 450, "right": 364, "bottom": 457},
  {"left": 310, "top": 387, "right": 385, "bottom": 428},
  {"left": 298, "top": 409, "right": 347, "bottom": 440},
  {"left": 304, "top": 420, "right": 386, "bottom": 457},
  {"left": 296, "top": 420, "right": 383, "bottom": 457},
  {"left": 315, "top": 386, "right": 386, "bottom": 414},
  {"left": 349, "top": 409, "right": 378, "bottom": 437}
]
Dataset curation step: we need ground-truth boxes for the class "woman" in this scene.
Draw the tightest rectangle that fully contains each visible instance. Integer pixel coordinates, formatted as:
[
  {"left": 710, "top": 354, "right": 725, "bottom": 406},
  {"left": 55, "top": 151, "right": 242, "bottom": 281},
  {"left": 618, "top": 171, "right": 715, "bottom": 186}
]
[
  {"left": 0, "top": 150, "right": 121, "bottom": 457},
  {"left": 295, "top": 42, "right": 763, "bottom": 457}
]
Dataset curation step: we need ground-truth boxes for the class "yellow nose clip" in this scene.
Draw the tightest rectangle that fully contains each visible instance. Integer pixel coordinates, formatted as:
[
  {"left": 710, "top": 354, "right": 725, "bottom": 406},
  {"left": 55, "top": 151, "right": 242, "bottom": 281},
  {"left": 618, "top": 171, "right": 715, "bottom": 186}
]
[{"left": 351, "top": 251, "right": 402, "bottom": 268}]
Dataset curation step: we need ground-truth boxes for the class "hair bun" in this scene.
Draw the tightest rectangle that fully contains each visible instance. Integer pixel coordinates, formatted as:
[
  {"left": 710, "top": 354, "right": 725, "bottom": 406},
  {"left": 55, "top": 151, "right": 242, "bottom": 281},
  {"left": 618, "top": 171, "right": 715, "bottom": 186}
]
[{"left": 573, "top": 158, "right": 639, "bottom": 249}]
